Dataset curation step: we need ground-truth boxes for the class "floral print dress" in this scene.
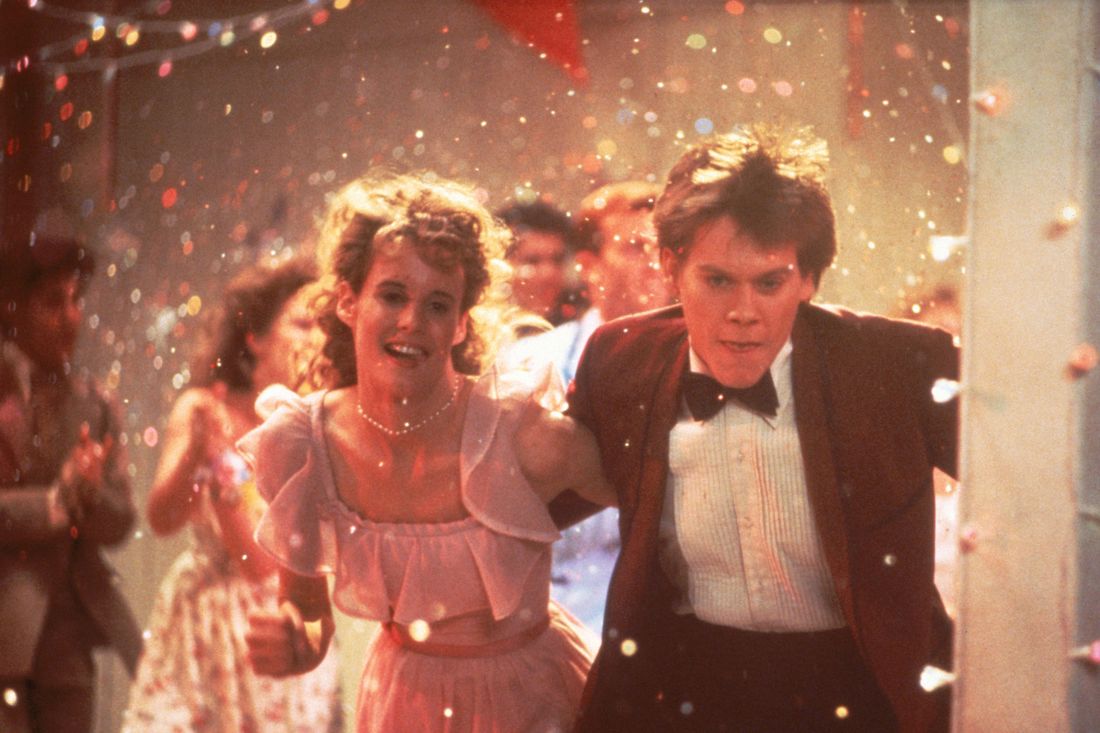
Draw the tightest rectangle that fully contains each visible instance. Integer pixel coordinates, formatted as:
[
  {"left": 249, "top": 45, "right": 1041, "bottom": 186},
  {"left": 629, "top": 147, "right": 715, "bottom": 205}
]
[{"left": 121, "top": 450, "right": 343, "bottom": 733}]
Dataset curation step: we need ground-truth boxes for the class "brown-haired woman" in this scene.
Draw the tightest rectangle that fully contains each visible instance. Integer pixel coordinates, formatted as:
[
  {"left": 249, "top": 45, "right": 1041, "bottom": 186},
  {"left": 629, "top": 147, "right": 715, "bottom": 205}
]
[
  {"left": 240, "top": 173, "right": 614, "bottom": 732},
  {"left": 122, "top": 259, "right": 342, "bottom": 732}
]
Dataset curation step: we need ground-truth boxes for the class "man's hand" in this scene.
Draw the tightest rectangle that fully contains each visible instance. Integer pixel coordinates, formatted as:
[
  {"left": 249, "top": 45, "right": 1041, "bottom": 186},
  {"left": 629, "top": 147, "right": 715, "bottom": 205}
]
[{"left": 57, "top": 422, "right": 113, "bottom": 522}]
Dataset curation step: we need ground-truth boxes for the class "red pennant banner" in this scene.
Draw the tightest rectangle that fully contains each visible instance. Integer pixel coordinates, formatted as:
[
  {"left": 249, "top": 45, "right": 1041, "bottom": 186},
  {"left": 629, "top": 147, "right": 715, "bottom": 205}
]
[{"left": 470, "top": 0, "right": 587, "bottom": 82}]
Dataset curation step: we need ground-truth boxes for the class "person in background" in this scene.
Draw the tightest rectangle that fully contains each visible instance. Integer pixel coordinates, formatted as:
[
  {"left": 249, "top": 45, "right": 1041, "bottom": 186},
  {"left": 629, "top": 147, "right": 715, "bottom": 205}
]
[
  {"left": 121, "top": 258, "right": 342, "bottom": 733},
  {"left": 496, "top": 199, "right": 582, "bottom": 328},
  {"left": 502, "top": 180, "right": 671, "bottom": 632},
  {"left": 241, "top": 173, "right": 614, "bottom": 732},
  {"left": 505, "top": 180, "right": 669, "bottom": 386},
  {"left": 0, "top": 224, "right": 141, "bottom": 733},
  {"left": 556, "top": 125, "right": 958, "bottom": 732}
]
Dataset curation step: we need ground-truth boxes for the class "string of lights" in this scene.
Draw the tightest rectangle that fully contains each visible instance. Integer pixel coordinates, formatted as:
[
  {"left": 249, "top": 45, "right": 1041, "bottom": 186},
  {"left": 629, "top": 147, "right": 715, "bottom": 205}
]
[{"left": 6, "top": 0, "right": 346, "bottom": 77}]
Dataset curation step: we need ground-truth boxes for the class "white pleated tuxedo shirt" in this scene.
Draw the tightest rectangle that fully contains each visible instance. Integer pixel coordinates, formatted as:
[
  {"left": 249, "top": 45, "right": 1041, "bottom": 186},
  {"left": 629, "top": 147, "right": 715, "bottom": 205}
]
[{"left": 657, "top": 340, "right": 847, "bottom": 632}]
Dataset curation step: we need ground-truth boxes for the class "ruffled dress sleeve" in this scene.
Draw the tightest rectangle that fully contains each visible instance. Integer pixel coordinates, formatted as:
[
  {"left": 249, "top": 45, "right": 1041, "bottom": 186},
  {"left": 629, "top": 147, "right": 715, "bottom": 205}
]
[
  {"left": 459, "top": 362, "right": 566, "bottom": 543},
  {"left": 236, "top": 385, "right": 336, "bottom": 577}
]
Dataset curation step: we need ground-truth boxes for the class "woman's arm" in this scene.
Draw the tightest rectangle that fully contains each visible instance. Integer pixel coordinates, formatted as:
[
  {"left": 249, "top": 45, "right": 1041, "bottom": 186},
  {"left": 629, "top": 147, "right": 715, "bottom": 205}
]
[
  {"left": 246, "top": 569, "right": 334, "bottom": 677},
  {"left": 146, "top": 388, "right": 218, "bottom": 535},
  {"left": 207, "top": 471, "right": 278, "bottom": 581}
]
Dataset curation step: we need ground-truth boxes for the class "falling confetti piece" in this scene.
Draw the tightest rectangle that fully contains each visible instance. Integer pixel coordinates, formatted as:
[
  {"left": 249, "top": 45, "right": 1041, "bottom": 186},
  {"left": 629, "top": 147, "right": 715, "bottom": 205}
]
[
  {"left": 973, "top": 88, "right": 1008, "bottom": 116},
  {"left": 1069, "top": 641, "right": 1100, "bottom": 665},
  {"left": 1066, "top": 343, "right": 1098, "bottom": 379},
  {"left": 959, "top": 525, "right": 979, "bottom": 553},
  {"left": 919, "top": 665, "right": 957, "bottom": 692},
  {"left": 408, "top": 619, "right": 431, "bottom": 642},
  {"left": 929, "top": 235, "right": 967, "bottom": 262},
  {"left": 931, "top": 378, "right": 959, "bottom": 403},
  {"left": 685, "top": 33, "right": 707, "bottom": 50}
]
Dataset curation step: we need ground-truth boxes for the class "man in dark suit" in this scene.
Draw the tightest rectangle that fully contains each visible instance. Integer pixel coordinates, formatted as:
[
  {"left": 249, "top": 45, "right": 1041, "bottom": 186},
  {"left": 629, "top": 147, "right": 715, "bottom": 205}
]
[
  {"left": 557, "top": 125, "right": 957, "bottom": 732},
  {"left": 0, "top": 229, "right": 142, "bottom": 732}
]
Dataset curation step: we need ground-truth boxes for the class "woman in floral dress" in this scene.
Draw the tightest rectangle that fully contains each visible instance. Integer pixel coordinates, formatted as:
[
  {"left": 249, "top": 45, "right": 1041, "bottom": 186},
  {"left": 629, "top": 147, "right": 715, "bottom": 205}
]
[{"left": 122, "top": 259, "right": 342, "bottom": 732}]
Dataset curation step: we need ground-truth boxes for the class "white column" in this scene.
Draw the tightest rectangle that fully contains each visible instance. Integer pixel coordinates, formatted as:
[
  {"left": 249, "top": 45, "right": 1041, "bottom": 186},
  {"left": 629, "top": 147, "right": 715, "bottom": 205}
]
[{"left": 957, "top": 1, "right": 1098, "bottom": 730}]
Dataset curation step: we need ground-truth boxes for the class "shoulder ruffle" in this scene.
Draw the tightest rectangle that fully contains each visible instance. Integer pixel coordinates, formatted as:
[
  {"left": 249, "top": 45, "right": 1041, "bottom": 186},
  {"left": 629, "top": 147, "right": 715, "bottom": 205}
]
[
  {"left": 459, "top": 364, "right": 563, "bottom": 544},
  {"left": 236, "top": 385, "right": 336, "bottom": 577}
]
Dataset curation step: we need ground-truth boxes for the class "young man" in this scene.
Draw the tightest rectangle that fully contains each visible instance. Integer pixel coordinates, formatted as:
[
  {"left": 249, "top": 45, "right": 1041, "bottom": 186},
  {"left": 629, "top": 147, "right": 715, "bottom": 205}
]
[
  {"left": 557, "top": 126, "right": 958, "bottom": 732},
  {"left": 0, "top": 229, "right": 141, "bottom": 733}
]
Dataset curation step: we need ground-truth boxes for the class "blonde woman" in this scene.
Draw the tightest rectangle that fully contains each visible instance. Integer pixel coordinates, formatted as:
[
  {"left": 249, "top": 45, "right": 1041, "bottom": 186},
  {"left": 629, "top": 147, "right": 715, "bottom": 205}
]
[{"left": 241, "top": 175, "right": 614, "bottom": 732}]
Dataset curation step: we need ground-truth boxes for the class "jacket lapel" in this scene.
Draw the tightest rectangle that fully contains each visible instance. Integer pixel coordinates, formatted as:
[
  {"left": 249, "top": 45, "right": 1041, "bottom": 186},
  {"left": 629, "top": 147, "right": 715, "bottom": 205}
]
[
  {"left": 608, "top": 329, "right": 689, "bottom": 634},
  {"left": 791, "top": 309, "right": 856, "bottom": 628}
]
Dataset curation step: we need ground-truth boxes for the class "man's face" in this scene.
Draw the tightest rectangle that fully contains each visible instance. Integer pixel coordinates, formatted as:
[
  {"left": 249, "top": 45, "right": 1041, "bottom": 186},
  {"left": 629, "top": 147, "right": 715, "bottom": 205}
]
[
  {"left": 15, "top": 272, "right": 84, "bottom": 371},
  {"left": 590, "top": 208, "right": 669, "bottom": 321},
  {"left": 663, "top": 216, "right": 816, "bottom": 388},
  {"left": 508, "top": 230, "right": 568, "bottom": 318}
]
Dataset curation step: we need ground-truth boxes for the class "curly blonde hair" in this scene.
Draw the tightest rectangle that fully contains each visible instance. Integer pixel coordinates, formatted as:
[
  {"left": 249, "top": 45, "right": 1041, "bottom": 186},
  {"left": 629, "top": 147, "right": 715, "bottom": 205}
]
[{"left": 311, "top": 172, "right": 514, "bottom": 388}]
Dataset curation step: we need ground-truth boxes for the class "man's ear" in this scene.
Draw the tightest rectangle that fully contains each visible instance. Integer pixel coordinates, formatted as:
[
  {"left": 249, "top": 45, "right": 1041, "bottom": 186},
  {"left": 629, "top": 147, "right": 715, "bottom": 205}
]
[
  {"left": 797, "top": 270, "right": 818, "bottom": 303},
  {"left": 574, "top": 250, "right": 599, "bottom": 287},
  {"left": 660, "top": 247, "right": 681, "bottom": 297},
  {"left": 335, "top": 281, "right": 358, "bottom": 327}
]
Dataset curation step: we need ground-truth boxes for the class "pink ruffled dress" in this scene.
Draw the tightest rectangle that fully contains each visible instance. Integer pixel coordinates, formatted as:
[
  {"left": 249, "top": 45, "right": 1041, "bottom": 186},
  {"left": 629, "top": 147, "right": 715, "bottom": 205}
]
[{"left": 237, "top": 369, "right": 596, "bottom": 733}]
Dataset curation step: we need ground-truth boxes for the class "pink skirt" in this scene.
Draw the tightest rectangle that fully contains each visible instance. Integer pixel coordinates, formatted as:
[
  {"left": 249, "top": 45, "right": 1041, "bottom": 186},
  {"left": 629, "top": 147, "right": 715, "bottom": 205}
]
[{"left": 355, "top": 602, "right": 596, "bottom": 733}]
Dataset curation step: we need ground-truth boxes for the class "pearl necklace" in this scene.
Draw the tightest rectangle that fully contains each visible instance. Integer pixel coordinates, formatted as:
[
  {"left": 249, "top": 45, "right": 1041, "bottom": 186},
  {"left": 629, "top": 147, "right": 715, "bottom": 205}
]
[{"left": 356, "top": 376, "right": 462, "bottom": 437}]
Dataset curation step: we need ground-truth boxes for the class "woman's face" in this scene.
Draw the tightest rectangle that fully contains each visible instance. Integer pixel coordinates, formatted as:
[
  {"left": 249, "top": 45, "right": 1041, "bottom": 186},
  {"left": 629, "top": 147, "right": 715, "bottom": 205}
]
[
  {"left": 248, "top": 288, "right": 323, "bottom": 389},
  {"left": 337, "top": 238, "right": 468, "bottom": 399}
]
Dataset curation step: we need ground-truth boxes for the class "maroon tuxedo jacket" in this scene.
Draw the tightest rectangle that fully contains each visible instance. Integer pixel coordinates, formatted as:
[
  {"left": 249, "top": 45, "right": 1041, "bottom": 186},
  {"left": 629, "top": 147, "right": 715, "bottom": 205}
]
[{"left": 557, "top": 302, "right": 958, "bottom": 733}]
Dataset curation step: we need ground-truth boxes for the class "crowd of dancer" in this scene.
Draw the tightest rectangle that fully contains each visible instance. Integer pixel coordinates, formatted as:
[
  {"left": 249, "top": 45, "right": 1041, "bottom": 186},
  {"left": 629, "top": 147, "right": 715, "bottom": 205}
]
[{"left": 1, "top": 123, "right": 961, "bottom": 732}]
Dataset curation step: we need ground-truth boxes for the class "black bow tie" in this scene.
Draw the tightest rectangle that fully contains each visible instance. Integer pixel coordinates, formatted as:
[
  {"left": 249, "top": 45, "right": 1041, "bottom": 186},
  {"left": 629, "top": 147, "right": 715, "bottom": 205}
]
[{"left": 682, "top": 370, "right": 779, "bottom": 421}]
